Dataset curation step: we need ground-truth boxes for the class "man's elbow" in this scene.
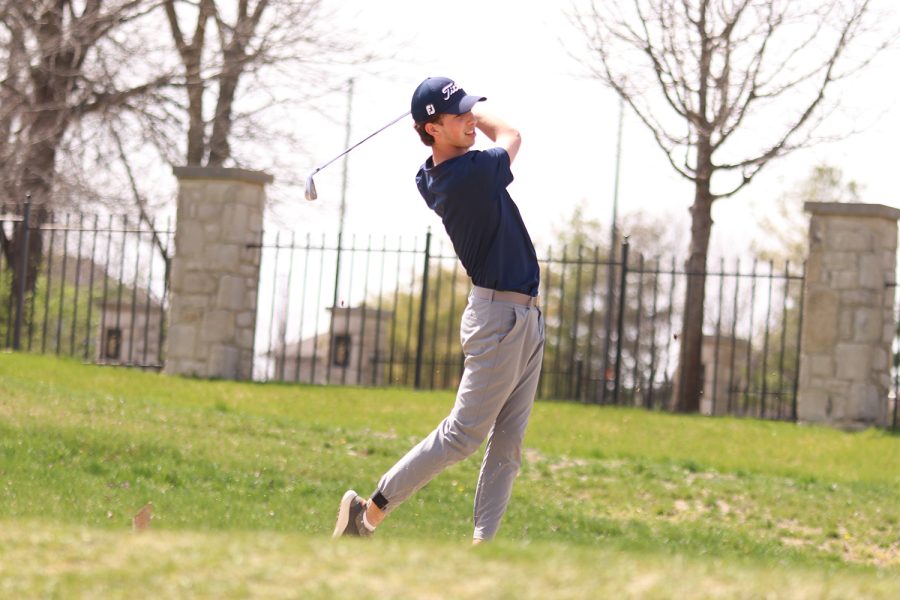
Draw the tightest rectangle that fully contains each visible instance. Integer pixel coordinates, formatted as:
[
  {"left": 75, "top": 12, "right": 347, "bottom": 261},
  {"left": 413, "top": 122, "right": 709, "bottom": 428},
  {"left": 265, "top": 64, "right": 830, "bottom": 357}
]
[{"left": 502, "top": 131, "right": 522, "bottom": 162}]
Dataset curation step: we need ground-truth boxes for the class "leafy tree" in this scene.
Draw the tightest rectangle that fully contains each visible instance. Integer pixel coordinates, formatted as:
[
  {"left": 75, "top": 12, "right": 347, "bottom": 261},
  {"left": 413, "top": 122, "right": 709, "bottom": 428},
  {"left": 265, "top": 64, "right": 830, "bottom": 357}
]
[
  {"left": 754, "top": 162, "right": 862, "bottom": 263},
  {"left": 540, "top": 202, "right": 683, "bottom": 403},
  {"left": 1, "top": 251, "right": 164, "bottom": 364},
  {"left": 370, "top": 256, "right": 470, "bottom": 389},
  {"left": 745, "top": 163, "right": 863, "bottom": 418}
]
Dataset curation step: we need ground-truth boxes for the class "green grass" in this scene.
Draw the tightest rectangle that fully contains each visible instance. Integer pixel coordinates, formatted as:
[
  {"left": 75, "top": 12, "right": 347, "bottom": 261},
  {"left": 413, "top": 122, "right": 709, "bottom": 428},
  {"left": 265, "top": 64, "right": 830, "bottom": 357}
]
[{"left": 1, "top": 352, "right": 898, "bottom": 598}]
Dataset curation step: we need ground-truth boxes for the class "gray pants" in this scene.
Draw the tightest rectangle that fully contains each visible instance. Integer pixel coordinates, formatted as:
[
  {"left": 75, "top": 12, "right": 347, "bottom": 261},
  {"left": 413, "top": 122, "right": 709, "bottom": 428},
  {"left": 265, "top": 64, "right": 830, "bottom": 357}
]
[{"left": 373, "top": 288, "right": 545, "bottom": 540}]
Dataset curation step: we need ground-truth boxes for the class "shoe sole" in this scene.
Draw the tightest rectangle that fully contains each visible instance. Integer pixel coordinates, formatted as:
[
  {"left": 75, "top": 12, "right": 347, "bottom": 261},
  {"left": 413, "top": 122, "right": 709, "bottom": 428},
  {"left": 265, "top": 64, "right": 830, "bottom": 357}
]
[{"left": 332, "top": 490, "right": 358, "bottom": 538}]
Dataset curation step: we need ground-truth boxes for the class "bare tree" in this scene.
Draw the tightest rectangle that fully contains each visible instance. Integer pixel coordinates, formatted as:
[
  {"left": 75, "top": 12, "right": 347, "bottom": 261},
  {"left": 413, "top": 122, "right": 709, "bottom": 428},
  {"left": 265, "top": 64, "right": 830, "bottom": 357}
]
[
  {"left": 0, "top": 0, "right": 170, "bottom": 290},
  {"left": 570, "top": 0, "right": 896, "bottom": 411},
  {"left": 161, "top": 0, "right": 367, "bottom": 168}
]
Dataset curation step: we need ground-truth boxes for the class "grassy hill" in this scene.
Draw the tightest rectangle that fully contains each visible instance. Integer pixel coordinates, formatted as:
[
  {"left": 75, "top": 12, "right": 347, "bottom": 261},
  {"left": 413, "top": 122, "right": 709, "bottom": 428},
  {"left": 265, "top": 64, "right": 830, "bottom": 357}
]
[{"left": 1, "top": 353, "right": 898, "bottom": 598}]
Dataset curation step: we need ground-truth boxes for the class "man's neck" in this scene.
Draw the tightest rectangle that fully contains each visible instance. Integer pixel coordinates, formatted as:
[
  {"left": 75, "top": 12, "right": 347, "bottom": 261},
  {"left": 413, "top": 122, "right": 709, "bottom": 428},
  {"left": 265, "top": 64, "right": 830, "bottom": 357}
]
[{"left": 431, "top": 144, "right": 469, "bottom": 167}]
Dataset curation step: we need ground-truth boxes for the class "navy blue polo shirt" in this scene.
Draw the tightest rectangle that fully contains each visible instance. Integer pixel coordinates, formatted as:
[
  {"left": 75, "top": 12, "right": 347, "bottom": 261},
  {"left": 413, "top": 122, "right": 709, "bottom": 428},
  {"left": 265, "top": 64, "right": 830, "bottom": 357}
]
[{"left": 415, "top": 147, "right": 540, "bottom": 296}]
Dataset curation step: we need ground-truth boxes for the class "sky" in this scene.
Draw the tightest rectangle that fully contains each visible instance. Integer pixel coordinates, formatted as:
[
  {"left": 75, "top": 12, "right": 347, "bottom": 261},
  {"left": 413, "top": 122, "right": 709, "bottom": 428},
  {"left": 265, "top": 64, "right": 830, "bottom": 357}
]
[{"left": 268, "top": 0, "right": 900, "bottom": 263}]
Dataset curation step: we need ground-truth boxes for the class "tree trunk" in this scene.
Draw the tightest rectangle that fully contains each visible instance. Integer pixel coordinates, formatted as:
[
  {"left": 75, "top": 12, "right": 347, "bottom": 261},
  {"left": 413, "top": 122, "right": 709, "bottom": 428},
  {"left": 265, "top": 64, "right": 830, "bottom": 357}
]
[
  {"left": 13, "top": 118, "right": 60, "bottom": 298},
  {"left": 185, "top": 53, "right": 206, "bottom": 166},
  {"left": 3, "top": 3, "right": 63, "bottom": 300},
  {"left": 164, "top": 0, "right": 214, "bottom": 166},
  {"left": 206, "top": 56, "right": 240, "bottom": 167},
  {"left": 676, "top": 142, "right": 714, "bottom": 413}
]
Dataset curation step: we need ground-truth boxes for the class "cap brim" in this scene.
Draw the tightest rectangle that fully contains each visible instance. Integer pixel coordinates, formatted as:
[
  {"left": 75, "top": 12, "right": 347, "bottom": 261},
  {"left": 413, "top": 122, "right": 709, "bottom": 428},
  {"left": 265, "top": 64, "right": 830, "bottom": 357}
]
[{"left": 448, "top": 94, "right": 486, "bottom": 115}]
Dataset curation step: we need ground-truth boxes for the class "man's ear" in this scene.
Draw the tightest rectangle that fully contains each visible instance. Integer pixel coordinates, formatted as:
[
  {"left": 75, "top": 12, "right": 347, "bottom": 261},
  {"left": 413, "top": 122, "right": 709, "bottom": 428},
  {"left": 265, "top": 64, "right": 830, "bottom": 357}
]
[{"left": 425, "top": 121, "right": 440, "bottom": 138}]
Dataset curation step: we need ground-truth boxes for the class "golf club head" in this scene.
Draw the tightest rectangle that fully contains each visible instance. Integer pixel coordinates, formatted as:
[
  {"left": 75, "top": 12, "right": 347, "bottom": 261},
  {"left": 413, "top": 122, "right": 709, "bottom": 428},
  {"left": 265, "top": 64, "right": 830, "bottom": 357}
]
[{"left": 304, "top": 174, "right": 317, "bottom": 201}]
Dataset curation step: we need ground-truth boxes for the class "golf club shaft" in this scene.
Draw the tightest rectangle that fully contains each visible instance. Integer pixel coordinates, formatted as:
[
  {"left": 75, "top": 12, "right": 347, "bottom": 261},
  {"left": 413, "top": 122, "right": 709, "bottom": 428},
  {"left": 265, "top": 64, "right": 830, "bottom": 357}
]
[{"left": 312, "top": 110, "right": 411, "bottom": 176}]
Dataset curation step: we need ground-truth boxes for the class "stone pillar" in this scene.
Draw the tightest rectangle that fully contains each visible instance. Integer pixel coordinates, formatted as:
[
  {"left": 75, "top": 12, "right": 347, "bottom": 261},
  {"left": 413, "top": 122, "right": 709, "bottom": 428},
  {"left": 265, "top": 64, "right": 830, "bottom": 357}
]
[
  {"left": 798, "top": 202, "right": 900, "bottom": 429},
  {"left": 164, "top": 167, "right": 272, "bottom": 379}
]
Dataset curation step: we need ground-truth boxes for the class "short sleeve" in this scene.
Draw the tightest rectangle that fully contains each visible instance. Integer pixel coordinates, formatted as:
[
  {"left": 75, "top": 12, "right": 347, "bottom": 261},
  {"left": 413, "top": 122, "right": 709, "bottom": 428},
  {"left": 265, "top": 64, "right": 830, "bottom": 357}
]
[{"left": 473, "top": 147, "right": 514, "bottom": 189}]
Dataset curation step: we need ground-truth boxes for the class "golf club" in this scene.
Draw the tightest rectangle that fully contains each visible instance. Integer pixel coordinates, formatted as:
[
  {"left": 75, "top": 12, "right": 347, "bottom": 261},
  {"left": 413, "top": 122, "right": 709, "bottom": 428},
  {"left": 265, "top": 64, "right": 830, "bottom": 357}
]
[{"left": 305, "top": 110, "right": 411, "bottom": 201}]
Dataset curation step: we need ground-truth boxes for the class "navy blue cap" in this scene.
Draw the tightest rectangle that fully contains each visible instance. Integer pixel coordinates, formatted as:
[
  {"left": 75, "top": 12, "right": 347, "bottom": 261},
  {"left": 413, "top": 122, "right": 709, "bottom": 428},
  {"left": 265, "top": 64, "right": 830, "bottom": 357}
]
[{"left": 411, "top": 77, "right": 486, "bottom": 123}]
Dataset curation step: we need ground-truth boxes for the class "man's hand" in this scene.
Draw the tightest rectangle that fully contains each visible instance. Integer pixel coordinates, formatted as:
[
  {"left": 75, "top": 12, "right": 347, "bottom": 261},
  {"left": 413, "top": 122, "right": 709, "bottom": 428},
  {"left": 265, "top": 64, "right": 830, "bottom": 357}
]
[{"left": 472, "top": 105, "right": 521, "bottom": 164}]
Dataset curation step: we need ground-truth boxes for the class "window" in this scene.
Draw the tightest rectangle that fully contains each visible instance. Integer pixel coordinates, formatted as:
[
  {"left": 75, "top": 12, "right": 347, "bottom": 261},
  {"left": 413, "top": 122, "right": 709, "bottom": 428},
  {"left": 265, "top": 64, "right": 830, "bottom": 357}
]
[
  {"left": 105, "top": 328, "right": 122, "bottom": 360},
  {"left": 332, "top": 334, "right": 351, "bottom": 367}
]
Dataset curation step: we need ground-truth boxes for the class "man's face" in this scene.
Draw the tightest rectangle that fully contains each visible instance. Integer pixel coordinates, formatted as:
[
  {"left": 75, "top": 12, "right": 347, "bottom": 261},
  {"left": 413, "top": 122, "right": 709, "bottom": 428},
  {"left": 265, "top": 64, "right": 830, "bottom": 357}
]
[{"left": 429, "top": 112, "right": 477, "bottom": 149}]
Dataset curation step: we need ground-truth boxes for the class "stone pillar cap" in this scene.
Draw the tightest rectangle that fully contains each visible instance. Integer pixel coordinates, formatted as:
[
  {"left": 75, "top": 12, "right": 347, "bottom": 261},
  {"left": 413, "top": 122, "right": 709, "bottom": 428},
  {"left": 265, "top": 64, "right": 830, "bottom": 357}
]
[
  {"left": 173, "top": 166, "right": 274, "bottom": 185},
  {"left": 804, "top": 201, "right": 900, "bottom": 221}
]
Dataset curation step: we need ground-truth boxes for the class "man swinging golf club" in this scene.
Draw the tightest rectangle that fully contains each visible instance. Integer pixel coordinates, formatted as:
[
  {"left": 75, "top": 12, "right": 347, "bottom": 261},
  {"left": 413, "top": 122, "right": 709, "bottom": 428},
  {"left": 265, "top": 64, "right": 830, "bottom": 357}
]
[{"left": 333, "top": 77, "right": 544, "bottom": 544}]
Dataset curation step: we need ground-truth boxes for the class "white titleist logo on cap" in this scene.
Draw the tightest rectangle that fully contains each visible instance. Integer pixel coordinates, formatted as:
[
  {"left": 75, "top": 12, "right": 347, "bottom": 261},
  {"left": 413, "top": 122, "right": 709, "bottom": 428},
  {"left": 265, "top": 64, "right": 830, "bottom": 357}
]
[{"left": 441, "top": 81, "right": 459, "bottom": 100}]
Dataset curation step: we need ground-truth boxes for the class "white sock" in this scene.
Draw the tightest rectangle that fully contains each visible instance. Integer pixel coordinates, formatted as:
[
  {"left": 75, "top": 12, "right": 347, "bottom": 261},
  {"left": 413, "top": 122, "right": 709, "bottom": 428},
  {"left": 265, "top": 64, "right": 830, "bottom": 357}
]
[{"left": 361, "top": 504, "right": 376, "bottom": 532}]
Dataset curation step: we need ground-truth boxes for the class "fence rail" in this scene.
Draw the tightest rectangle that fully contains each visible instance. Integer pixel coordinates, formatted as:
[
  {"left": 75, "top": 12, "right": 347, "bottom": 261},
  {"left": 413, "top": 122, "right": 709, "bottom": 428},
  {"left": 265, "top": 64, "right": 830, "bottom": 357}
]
[
  {"left": 3, "top": 198, "right": 898, "bottom": 429},
  {"left": 0, "top": 199, "right": 173, "bottom": 369},
  {"left": 251, "top": 228, "right": 808, "bottom": 421}
]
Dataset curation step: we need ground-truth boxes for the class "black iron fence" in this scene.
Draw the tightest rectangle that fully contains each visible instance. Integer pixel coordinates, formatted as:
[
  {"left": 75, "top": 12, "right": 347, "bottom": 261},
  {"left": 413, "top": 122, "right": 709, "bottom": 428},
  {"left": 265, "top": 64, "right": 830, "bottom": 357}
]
[
  {"left": 888, "top": 283, "right": 900, "bottom": 431},
  {"left": 2, "top": 196, "right": 896, "bottom": 429},
  {"left": 0, "top": 199, "right": 173, "bottom": 368},
  {"left": 252, "top": 228, "right": 808, "bottom": 421}
]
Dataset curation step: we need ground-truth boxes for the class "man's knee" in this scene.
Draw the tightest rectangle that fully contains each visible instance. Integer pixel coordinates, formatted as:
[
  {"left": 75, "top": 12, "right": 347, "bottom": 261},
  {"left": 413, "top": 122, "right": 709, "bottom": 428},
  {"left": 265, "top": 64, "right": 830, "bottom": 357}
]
[
  {"left": 440, "top": 418, "right": 486, "bottom": 457},
  {"left": 484, "top": 428, "right": 525, "bottom": 466}
]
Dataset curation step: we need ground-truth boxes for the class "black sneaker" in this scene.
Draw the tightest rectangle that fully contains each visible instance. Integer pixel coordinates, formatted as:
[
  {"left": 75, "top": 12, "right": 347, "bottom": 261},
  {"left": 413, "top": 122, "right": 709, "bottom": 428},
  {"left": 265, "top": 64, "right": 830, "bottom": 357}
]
[{"left": 332, "top": 490, "right": 372, "bottom": 538}]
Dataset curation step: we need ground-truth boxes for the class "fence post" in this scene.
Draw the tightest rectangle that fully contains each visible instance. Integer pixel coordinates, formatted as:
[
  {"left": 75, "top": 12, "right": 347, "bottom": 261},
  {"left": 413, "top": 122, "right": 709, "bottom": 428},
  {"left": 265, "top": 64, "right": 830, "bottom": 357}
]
[
  {"left": 791, "top": 260, "right": 806, "bottom": 423},
  {"left": 599, "top": 240, "right": 617, "bottom": 404},
  {"left": 414, "top": 228, "right": 432, "bottom": 389},
  {"left": 613, "top": 237, "right": 629, "bottom": 404},
  {"left": 12, "top": 195, "right": 32, "bottom": 350}
]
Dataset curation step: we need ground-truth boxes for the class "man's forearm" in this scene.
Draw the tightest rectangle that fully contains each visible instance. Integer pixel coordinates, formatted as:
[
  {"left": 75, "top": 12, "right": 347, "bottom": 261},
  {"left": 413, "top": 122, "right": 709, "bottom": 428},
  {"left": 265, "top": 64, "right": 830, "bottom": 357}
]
[
  {"left": 472, "top": 106, "right": 516, "bottom": 141},
  {"left": 473, "top": 105, "right": 521, "bottom": 163}
]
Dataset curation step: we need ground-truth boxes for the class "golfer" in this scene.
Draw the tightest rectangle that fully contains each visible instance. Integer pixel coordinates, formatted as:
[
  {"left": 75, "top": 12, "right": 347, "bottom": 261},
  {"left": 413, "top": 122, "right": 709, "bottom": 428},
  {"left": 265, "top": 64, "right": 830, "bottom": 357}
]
[{"left": 333, "top": 77, "right": 544, "bottom": 543}]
